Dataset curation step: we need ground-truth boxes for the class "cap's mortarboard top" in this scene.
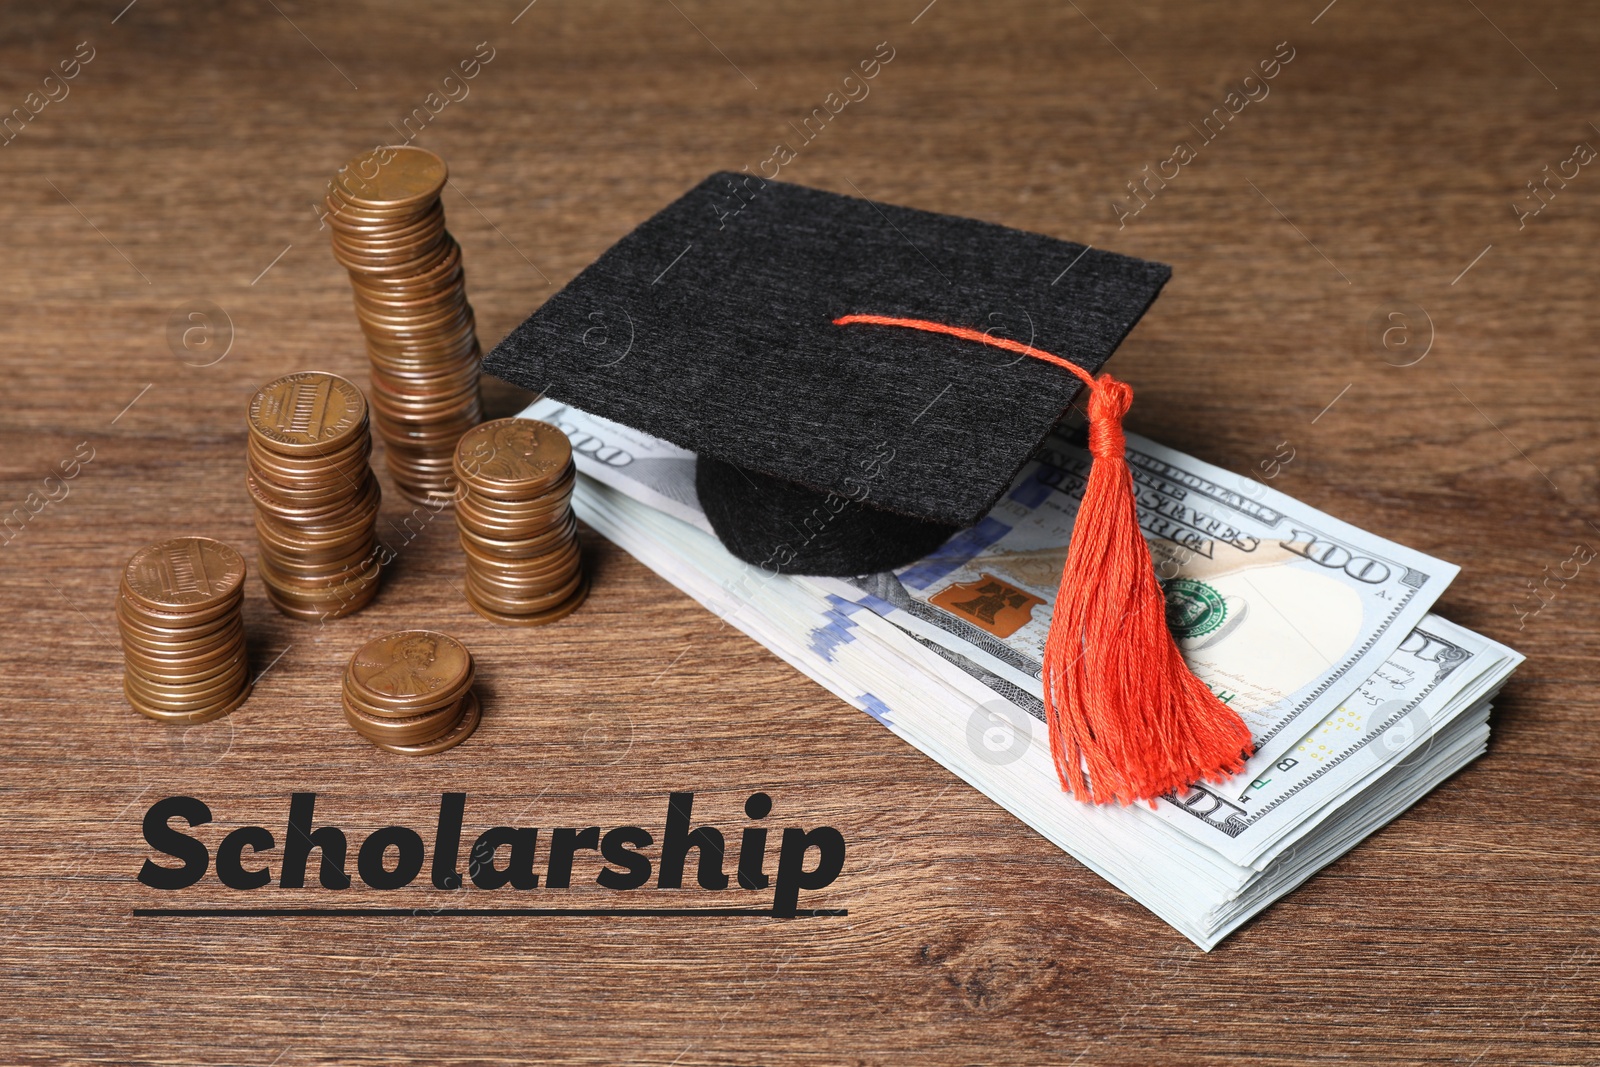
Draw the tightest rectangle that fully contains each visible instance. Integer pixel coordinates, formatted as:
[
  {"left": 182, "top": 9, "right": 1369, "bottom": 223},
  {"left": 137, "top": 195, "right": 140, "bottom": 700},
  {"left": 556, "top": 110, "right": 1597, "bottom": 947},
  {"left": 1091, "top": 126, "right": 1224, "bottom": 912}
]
[
  {"left": 484, "top": 172, "right": 1253, "bottom": 806},
  {"left": 482, "top": 172, "right": 1170, "bottom": 576}
]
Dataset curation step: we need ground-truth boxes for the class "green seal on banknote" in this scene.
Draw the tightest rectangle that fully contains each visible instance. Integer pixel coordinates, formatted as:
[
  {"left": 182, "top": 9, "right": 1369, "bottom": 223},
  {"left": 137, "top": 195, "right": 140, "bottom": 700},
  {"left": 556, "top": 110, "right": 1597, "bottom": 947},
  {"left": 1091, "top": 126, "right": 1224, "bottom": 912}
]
[{"left": 1163, "top": 578, "right": 1227, "bottom": 638}]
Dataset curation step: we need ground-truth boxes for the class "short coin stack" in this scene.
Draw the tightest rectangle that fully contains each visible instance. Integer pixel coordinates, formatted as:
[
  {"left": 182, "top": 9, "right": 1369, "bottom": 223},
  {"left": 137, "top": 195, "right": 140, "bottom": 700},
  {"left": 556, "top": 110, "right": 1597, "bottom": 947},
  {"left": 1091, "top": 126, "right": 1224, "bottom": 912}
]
[
  {"left": 118, "top": 537, "right": 251, "bottom": 724},
  {"left": 453, "top": 418, "right": 588, "bottom": 625},
  {"left": 247, "top": 371, "right": 383, "bottom": 621},
  {"left": 325, "top": 145, "right": 482, "bottom": 506},
  {"left": 342, "top": 630, "right": 480, "bottom": 755}
]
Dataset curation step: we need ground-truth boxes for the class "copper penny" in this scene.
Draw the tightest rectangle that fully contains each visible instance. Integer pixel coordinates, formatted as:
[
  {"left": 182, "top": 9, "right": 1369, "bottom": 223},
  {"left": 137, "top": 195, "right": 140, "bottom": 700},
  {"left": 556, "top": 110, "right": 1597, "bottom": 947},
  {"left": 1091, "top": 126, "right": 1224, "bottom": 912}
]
[
  {"left": 333, "top": 146, "right": 448, "bottom": 209},
  {"left": 263, "top": 584, "right": 377, "bottom": 622},
  {"left": 123, "top": 669, "right": 247, "bottom": 704},
  {"left": 453, "top": 418, "right": 572, "bottom": 496},
  {"left": 126, "top": 679, "right": 251, "bottom": 724},
  {"left": 460, "top": 531, "right": 581, "bottom": 571},
  {"left": 122, "top": 537, "right": 246, "bottom": 612},
  {"left": 365, "top": 691, "right": 480, "bottom": 755},
  {"left": 342, "top": 650, "right": 473, "bottom": 717},
  {"left": 465, "top": 578, "right": 589, "bottom": 628},
  {"left": 248, "top": 372, "right": 367, "bottom": 456},
  {"left": 345, "top": 630, "right": 473, "bottom": 712},
  {"left": 122, "top": 635, "right": 246, "bottom": 675},
  {"left": 117, "top": 593, "right": 242, "bottom": 636},
  {"left": 342, "top": 692, "right": 466, "bottom": 743},
  {"left": 466, "top": 567, "right": 584, "bottom": 612}
]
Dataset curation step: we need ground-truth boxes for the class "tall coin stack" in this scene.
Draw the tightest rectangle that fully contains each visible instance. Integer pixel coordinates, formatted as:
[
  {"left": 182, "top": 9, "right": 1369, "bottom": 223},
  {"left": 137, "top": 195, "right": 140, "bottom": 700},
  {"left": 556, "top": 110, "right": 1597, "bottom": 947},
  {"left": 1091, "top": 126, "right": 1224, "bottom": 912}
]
[
  {"left": 342, "top": 630, "right": 480, "bottom": 755},
  {"left": 247, "top": 371, "right": 382, "bottom": 621},
  {"left": 118, "top": 537, "right": 251, "bottom": 723},
  {"left": 453, "top": 418, "right": 589, "bottom": 625},
  {"left": 325, "top": 145, "right": 482, "bottom": 506}
]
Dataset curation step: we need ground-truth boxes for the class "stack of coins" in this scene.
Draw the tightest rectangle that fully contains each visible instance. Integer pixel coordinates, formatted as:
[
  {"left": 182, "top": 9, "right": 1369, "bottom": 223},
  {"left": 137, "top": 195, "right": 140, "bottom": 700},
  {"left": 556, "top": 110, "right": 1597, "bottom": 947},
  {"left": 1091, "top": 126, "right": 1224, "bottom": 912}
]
[
  {"left": 247, "top": 371, "right": 383, "bottom": 621},
  {"left": 453, "top": 417, "right": 589, "bottom": 625},
  {"left": 118, "top": 537, "right": 251, "bottom": 723},
  {"left": 324, "top": 145, "right": 482, "bottom": 506},
  {"left": 342, "top": 630, "right": 480, "bottom": 755}
]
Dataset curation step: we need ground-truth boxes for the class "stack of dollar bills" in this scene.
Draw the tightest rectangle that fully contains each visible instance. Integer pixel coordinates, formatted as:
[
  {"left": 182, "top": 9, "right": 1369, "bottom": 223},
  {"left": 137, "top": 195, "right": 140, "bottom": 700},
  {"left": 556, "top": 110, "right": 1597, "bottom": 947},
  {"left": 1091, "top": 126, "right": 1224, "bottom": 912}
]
[{"left": 520, "top": 397, "right": 1523, "bottom": 949}]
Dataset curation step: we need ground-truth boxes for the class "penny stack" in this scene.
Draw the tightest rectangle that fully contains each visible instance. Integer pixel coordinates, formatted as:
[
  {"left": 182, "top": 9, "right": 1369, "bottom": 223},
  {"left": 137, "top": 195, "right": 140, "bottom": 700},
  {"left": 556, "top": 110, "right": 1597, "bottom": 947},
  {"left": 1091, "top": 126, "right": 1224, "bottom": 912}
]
[
  {"left": 247, "top": 371, "right": 383, "bottom": 621},
  {"left": 453, "top": 417, "right": 589, "bottom": 625},
  {"left": 342, "top": 630, "right": 480, "bottom": 755},
  {"left": 324, "top": 145, "right": 483, "bottom": 506},
  {"left": 118, "top": 537, "right": 251, "bottom": 724}
]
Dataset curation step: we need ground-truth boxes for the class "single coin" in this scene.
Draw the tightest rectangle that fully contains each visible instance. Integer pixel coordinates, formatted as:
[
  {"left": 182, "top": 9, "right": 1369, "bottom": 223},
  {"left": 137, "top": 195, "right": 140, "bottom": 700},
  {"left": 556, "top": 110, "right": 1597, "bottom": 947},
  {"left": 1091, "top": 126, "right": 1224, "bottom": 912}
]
[
  {"left": 122, "top": 537, "right": 246, "bottom": 612},
  {"left": 365, "top": 691, "right": 480, "bottom": 755},
  {"left": 334, "top": 147, "right": 448, "bottom": 208},
  {"left": 453, "top": 418, "right": 572, "bottom": 496},
  {"left": 342, "top": 656, "right": 472, "bottom": 718},
  {"left": 346, "top": 630, "right": 473, "bottom": 711},
  {"left": 248, "top": 372, "right": 367, "bottom": 455}
]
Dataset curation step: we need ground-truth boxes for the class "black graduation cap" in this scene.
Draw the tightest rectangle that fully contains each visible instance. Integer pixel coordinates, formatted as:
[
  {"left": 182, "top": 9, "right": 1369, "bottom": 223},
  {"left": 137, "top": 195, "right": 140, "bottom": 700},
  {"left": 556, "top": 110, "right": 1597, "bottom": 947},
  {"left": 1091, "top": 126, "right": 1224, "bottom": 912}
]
[{"left": 482, "top": 172, "right": 1170, "bottom": 576}]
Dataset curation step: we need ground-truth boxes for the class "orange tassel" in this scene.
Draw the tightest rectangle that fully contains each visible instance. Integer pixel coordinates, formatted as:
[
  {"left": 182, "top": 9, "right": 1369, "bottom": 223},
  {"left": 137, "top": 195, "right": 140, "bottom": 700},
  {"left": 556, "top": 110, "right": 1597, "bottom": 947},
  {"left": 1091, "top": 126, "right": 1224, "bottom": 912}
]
[{"left": 834, "top": 314, "right": 1254, "bottom": 805}]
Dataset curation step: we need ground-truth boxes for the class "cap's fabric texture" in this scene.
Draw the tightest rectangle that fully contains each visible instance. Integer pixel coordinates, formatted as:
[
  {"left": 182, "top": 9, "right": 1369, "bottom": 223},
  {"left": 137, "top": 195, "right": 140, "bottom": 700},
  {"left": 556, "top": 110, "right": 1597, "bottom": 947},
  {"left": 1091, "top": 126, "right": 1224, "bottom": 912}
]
[
  {"left": 482, "top": 171, "right": 1171, "bottom": 572},
  {"left": 696, "top": 455, "right": 958, "bottom": 575}
]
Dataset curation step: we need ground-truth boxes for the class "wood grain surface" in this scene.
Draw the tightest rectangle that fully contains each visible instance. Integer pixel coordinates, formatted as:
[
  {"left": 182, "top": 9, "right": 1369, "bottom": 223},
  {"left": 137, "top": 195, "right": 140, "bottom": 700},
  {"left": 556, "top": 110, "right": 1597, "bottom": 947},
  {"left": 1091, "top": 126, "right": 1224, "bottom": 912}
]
[{"left": 2, "top": 1, "right": 1597, "bottom": 1063}]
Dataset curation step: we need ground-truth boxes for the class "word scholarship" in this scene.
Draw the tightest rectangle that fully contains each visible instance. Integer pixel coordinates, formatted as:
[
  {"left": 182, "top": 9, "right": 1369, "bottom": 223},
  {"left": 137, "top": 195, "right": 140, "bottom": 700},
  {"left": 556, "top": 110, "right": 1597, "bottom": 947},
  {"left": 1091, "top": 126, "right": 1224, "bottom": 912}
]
[{"left": 138, "top": 791, "right": 847, "bottom": 916}]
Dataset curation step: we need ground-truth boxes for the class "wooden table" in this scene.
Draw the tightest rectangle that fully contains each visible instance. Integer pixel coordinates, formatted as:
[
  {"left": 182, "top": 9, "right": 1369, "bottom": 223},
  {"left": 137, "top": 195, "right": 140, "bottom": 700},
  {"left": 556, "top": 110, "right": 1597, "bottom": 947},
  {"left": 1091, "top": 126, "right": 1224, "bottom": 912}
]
[{"left": 3, "top": 1, "right": 1595, "bottom": 1063}]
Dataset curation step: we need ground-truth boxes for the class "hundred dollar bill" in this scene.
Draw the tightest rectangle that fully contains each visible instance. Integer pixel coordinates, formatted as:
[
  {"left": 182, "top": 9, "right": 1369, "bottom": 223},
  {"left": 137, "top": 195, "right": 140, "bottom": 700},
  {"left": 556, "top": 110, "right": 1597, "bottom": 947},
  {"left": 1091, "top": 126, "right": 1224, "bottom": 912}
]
[
  {"left": 1146, "top": 614, "right": 1517, "bottom": 867},
  {"left": 523, "top": 398, "right": 1460, "bottom": 771},
  {"left": 819, "top": 430, "right": 1460, "bottom": 769}
]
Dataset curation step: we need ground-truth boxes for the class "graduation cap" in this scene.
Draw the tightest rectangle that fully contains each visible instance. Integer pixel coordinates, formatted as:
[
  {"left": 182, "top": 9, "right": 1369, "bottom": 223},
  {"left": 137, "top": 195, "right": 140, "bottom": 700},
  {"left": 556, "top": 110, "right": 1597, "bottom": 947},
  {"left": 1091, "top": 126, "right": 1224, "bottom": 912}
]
[{"left": 483, "top": 172, "right": 1252, "bottom": 806}]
